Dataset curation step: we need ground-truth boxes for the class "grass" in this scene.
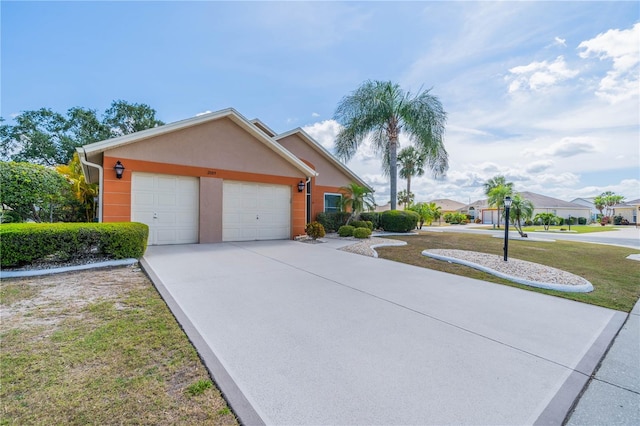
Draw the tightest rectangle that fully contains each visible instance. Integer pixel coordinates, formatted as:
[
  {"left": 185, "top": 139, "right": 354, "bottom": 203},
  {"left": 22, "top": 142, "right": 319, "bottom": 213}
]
[
  {"left": 376, "top": 232, "right": 640, "bottom": 312},
  {"left": 0, "top": 268, "right": 238, "bottom": 425},
  {"left": 520, "top": 225, "right": 622, "bottom": 234}
]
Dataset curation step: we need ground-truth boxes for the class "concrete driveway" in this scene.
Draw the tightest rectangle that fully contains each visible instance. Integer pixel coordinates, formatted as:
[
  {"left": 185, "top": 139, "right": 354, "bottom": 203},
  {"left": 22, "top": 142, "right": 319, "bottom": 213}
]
[{"left": 141, "top": 240, "right": 626, "bottom": 425}]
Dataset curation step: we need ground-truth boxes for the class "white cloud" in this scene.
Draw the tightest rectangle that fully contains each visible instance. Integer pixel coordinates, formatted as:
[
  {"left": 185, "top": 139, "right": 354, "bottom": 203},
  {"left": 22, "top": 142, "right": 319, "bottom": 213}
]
[
  {"left": 523, "top": 137, "right": 600, "bottom": 158},
  {"left": 553, "top": 36, "right": 567, "bottom": 47},
  {"left": 302, "top": 119, "right": 341, "bottom": 150},
  {"left": 311, "top": 112, "right": 320, "bottom": 117},
  {"left": 578, "top": 23, "right": 640, "bottom": 103},
  {"left": 507, "top": 56, "right": 579, "bottom": 93},
  {"left": 525, "top": 160, "right": 554, "bottom": 173}
]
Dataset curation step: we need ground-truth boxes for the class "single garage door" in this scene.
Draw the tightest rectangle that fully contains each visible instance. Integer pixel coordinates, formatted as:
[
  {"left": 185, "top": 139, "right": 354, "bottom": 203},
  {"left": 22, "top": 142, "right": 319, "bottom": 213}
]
[
  {"left": 131, "top": 172, "right": 199, "bottom": 245},
  {"left": 223, "top": 181, "right": 291, "bottom": 241}
]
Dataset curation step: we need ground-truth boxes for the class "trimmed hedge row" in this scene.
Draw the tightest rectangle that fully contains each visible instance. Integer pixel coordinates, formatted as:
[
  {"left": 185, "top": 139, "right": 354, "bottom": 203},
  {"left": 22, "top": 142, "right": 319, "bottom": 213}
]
[
  {"left": 1, "top": 222, "right": 149, "bottom": 267},
  {"left": 315, "top": 212, "right": 352, "bottom": 232},
  {"left": 380, "top": 210, "right": 419, "bottom": 232}
]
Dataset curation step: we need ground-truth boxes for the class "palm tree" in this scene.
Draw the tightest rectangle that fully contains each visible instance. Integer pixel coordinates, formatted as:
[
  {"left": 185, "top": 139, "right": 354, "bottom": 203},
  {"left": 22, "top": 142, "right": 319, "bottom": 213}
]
[
  {"left": 339, "top": 182, "right": 375, "bottom": 224},
  {"left": 397, "top": 146, "right": 426, "bottom": 197},
  {"left": 334, "top": 80, "right": 448, "bottom": 210},
  {"left": 483, "top": 175, "right": 514, "bottom": 228},
  {"left": 507, "top": 194, "right": 535, "bottom": 237}
]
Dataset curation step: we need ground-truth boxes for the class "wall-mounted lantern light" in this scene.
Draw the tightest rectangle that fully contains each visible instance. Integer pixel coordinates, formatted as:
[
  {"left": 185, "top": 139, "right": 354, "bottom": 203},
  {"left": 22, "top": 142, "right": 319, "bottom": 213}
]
[
  {"left": 297, "top": 180, "right": 305, "bottom": 192},
  {"left": 114, "top": 161, "right": 125, "bottom": 179}
]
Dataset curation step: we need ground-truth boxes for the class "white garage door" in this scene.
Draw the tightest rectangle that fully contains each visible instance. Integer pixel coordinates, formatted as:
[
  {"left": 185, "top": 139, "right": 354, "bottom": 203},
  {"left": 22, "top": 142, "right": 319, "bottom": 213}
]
[
  {"left": 223, "top": 181, "right": 291, "bottom": 241},
  {"left": 131, "top": 173, "right": 199, "bottom": 245}
]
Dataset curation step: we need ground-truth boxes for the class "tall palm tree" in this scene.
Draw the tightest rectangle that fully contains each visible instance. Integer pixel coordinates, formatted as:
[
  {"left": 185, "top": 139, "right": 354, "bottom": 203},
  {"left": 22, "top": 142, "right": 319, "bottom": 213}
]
[
  {"left": 339, "top": 182, "right": 375, "bottom": 224},
  {"left": 334, "top": 80, "right": 448, "bottom": 210},
  {"left": 397, "top": 146, "right": 426, "bottom": 197},
  {"left": 508, "top": 194, "right": 535, "bottom": 237},
  {"left": 483, "top": 175, "right": 514, "bottom": 228}
]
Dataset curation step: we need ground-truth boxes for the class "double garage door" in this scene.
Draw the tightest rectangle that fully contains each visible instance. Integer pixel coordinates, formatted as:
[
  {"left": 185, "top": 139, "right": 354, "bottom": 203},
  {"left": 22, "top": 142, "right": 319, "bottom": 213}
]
[{"left": 131, "top": 173, "right": 291, "bottom": 245}]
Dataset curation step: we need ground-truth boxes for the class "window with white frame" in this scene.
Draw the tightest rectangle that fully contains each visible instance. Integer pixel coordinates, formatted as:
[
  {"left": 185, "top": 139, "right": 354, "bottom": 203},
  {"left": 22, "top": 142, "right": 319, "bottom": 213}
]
[{"left": 324, "top": 193, "right": 342, "bottom": 213}]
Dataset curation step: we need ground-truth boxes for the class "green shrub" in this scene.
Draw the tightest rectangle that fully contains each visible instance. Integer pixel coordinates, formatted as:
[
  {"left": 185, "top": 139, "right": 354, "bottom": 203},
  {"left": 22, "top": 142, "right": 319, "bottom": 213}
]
[
  {"left": 0, "top": 222, "right": 149, "bottom": 267},
  {"left": 350, "top": 220, "right": 367, "bottom": 229},
  {"left": 338, "top": 225, "right": 355, "bottom": 237},
  {"left": 380, "top": 210, "right": 419, "bottom": 232},
  {"left": 353, "top": 227, "right": 372, "bottom": 239},
  {"left": 305, "top": 221, "right": 326, "bottom": 239},
  {"left": 316, "top": 212, "right": 351, "bottom": 232},
  {"left": 578, "top": 217, "right": 587, "bottom": 225},
  {"left": 359, "top": 212, "right": 380, "bottom": 229},
  {"left": 613, "top": 215, "right": 624, "bottom": 225}
]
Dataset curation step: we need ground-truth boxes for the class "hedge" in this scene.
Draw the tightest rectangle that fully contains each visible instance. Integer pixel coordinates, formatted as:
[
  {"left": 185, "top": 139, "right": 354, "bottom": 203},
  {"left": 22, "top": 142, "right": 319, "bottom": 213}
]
[
  {"left": 353, "top": 227, "right": 372, "bottom": 239},
  {"left": 380, "top": 210, "right": 419, "bottom": 232},
  {"left": 316, "top": 212, "right": 351, "bottom": 232},
  {"left": 359, "top": 212, "right": 381, "bottom": 229},
  {"left": 0, "top": 222, "right": 149, "bottom": 267}
]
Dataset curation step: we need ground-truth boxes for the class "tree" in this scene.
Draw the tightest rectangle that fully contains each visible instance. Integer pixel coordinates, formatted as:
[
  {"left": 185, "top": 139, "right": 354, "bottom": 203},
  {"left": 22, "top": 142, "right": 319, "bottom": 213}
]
[
  {"left": 1, "top": 101, "right": 163, "bottom": 165},
  {"left": 534, "top": 213, "right": 557, "bottom": 231},
  {"left": 397, "top": 190, "right": 415, "bottom": 209},
  {"left": 397, "top": 146, "right": 426, "bottom": 197},
  {"left": 103, "top": 100, "right": 164, "bottom": 137},
  {"left": 334, "top": 80, "right": 448, "bottom": 210},
  {"left": 507, "top": 194, "right": 535, "bottom": 237},
  {"left": 56, "top": 153, "right": 99, "bottom": 222},
  {"left": 484, "top": 175, "right": 514, "bottom": 228},
  {"left": 0, "top": 161, "right": 71, "bottom": 222},
  {"left": 598, "top": 191, "right": 625, "bottom": 217},
  {"left": 593, "top": 195, "right": 605, "bottom": 216},
  {"left": 338, "top": 182, "right": 375, "bottom": 224}
]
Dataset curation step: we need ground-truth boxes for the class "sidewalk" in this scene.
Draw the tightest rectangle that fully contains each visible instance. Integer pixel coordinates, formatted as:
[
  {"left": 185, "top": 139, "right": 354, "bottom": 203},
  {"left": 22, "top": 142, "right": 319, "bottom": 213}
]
[{"left": 566, "top": 298, "right": 640, "bottom": 425}]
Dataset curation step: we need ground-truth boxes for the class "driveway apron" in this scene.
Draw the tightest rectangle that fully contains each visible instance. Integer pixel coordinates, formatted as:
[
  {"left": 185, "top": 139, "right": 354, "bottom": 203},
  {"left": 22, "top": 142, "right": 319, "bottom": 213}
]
[{"left": 141, "top": 241, "right": 626, "bottom": 425}]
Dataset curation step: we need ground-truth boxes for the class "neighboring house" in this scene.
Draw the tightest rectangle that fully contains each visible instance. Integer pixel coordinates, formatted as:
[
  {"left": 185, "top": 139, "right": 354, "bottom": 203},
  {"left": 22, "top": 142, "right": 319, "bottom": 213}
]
[
  {"left": 374, "top": 202, "right": 392, "bottom": 212},
  {"left": 458, "top": 192, "right": 591, "bottom": 225},
  {"left": 78, "top": 108, "right": 370, "bottom": 245},
  {"left": 570, "top": 197, "right": 599, "bottom": 221},
  {"left": 427, "top": 198, "right": 466, "bottom": 216},
  {"left": 612, "top": 199, "right": 640, "bottom": 224}
]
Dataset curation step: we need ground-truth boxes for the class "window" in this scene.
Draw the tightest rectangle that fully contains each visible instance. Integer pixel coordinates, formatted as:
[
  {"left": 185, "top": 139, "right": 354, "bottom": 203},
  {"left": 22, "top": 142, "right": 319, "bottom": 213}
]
[{"left": 324, "top": 193, "right": 342, "bottom": 213}]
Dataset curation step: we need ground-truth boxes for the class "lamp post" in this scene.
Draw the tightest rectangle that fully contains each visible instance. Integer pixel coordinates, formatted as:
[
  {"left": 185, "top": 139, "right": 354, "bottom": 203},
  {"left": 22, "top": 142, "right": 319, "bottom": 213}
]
[{"left": 503, "top": 196, "right": 512, "bottom": 261}]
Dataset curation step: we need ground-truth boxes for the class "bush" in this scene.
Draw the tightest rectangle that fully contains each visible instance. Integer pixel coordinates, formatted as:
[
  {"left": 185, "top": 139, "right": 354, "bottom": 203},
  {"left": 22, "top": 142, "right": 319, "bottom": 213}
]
[
  {"left": 350, "top": 220, "right": 373, "bottom": 230},
  {"left": 353, "top": 227, "right": 372, "bottom": 239},
  {"left": 316, "top": 212, "right": 351, "bottom": 232},
  {"left": 444, "top": 212, "right": 468, "bottom": 224},
  {"left": 0, "top": 222, "right": 149, "bottom": 267},
  {"left": 578, "top": 217, "right": 587, "bottom": 225},
  {"left": 338, "top": 225, "right": 355, "bottom": 237},
  {"left": 360, "top": 212, "right": 380, "bottom": 229},
  {"left": 380, "top": 210, "right": 419, "bottom": 232},
  {"left": 305, "top": 221, "right": 326, "bottom": 240},
  {"left": 613, "top": 215, "right": 624, "bottom": 225}
]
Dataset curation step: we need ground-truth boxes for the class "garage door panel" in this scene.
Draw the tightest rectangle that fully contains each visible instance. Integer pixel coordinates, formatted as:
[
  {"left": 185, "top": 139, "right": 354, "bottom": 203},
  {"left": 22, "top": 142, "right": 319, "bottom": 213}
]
[
  {"left": 132, "top": 173, "right": 199, "bottom": 245},
  {"left": 223, "top": 181, "right": 291, "bottom": 242}
]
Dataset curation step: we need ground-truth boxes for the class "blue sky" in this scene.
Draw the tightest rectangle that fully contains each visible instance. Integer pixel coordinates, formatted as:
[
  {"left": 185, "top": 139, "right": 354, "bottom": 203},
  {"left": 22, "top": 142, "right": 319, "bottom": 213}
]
[{"left": 3, "top": 1, "right": 639, "bottom": 205}]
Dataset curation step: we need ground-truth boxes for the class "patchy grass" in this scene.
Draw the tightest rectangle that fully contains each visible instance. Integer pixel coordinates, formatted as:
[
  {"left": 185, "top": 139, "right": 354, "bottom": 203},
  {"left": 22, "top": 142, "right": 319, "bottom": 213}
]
[
  {"left": 520, "top": 225, "right": 622, "bottom": 234},
  {"left": 376, "top": 232, "right": 640, "bottom": 312},
  {"left": 0, "top": 267, "right": 238, "bottom": 425}
]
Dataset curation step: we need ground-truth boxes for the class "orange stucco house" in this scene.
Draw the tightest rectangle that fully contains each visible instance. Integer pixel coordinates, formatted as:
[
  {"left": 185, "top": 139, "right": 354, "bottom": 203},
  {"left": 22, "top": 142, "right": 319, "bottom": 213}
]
[{"left": 78, "top": 108, "right": 370, "bottom": 245}]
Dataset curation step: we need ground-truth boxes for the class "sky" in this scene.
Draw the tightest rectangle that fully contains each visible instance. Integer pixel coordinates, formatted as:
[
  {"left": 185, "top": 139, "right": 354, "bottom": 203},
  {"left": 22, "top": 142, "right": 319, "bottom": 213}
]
[{"left": 2, "top": 1, "right": 639, "bottom": 205}]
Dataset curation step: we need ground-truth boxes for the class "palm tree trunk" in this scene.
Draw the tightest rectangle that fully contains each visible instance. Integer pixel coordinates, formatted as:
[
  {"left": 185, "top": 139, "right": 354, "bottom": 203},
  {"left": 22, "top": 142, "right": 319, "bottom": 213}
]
[
  {"left": 407, "top": 176, "right": 411, "bottom": 200},
  {"left": 390, "top": 137, "right": 398, "bottom": 210},
  {"left": 497, "top": 206, "right": 501, "bottom": 228}
]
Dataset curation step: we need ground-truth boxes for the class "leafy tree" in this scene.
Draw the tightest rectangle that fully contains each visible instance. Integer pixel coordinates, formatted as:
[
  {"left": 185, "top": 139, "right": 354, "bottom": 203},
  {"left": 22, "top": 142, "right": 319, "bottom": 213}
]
[
  {"left": 103, "top": 100, "right": 164, "bottom": 137},
  {"left": 507, "top": 194, "right": 535, "bottom": 237},
  {"left": 484, "top": 175, "right": 514, "bottom": 228},
  {"left": 408, "top": 201, "right": 440, "bottom": 229},
  {"left": 334, "top": 80, "right": 448, "bottom": 210},
  {"left": 338, "top": 182, "right": 376, "bottom": 224},
  {"left": 599, "top": 191, "right": 624, "bottom": 217},
  {"left": 397, "top": 146, "right": 426, "bottom": 197},
  {"left": 56, "top": 153, "right": 99, "bottom": 222},
  {"left": 0, "top": 161, "right": 71, "bottom": 222},
  {"left": 593, "top": 195, "right": 605, "bottom": 216},
  {"left": 397, "top": 190, "right": 415, "bottom": 209},
  {"left": 1, "top": 101, "right": 163, "bottom": 165}
]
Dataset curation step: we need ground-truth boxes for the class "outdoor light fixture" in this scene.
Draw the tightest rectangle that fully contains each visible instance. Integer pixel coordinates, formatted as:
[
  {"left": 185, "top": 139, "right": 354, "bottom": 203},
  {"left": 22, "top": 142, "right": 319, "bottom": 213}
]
[
  {"left": 297, "top": 180, "right": 305, "bottom": 192},
  {"left": 114, "top": 161, "right": 125, "bottom": 179},
  {"left": 503, "top": 196, "right": 512, "bottom": 261}
]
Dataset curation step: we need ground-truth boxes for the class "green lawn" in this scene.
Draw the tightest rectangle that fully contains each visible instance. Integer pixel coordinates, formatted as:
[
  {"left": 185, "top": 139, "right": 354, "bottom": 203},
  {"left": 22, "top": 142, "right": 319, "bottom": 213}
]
[
  {"left": 376, "top": 232, "right": 640, "bottom": 312},
  {"left": 520, "top": 225, "right": 622, "bottom": 234}
]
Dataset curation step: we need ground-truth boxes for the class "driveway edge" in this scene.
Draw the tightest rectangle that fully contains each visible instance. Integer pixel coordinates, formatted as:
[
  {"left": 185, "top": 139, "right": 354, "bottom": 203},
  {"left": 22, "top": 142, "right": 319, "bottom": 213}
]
[{"left": 139, "top": 257, "right": 265, "bottom": 426}]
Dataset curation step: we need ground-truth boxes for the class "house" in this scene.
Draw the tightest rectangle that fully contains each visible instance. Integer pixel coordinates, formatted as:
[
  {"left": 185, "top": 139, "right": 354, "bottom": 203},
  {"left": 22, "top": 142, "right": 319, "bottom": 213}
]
[
  {"left": 458, "top": 192, "right": 592, "bottom": 225},
  {"left": 78, "top": 108, "right": 370, "bottom": 245},
  {"left": 426, "top": 198, "right": 466, "bottom": 215},
  {"left": 570, "top": 197, "right": 599, "bottom": 221},
  {"left": 612, "top": 199, "right": 640, "bottom": 224}
]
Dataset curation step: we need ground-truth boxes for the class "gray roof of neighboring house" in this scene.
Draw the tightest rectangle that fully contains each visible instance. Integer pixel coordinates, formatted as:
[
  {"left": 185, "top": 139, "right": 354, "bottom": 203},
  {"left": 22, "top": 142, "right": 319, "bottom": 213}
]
[
  {"left": 614, "top": 198, "right": 640, "bottom": 207},
  {"left": 517, "top": 192, "right": 591, "bottom": 209},
  {"left": 426, "top": 198, "right": 466, "bottom": 211}
]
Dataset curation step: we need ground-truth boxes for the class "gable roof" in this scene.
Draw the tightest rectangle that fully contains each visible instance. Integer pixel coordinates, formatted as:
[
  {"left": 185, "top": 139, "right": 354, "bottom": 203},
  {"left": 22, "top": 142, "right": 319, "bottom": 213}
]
[
  {"left": 613, "top": 198, "right": 640, "bottom": 207},
  {"left": 518, "top": 192, "right": 590, "bottom": 209},
  {"left": 275, "top": 127, "right": 373, "bottom": 191},
  {"left": 426, "top": 198, "right": 466, "bottom": 211},
  {"left": 77, "top": 108, "right": 318, "bottom": 180}
]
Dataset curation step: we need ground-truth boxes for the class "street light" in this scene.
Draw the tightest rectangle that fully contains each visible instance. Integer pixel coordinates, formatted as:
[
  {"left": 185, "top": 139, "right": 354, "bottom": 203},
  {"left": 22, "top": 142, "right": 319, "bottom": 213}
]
[{"left": 503, "top": 196, "right": 512, "bottom": 261}]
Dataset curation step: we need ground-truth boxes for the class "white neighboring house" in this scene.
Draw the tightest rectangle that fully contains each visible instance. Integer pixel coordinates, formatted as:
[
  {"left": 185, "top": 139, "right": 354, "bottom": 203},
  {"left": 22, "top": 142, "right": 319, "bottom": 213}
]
[
  {"left": 570, "top": 197, "right": 600, "bottom": 222},
  {"left": 612, "top": 199, "right": 640, "bottom": 224}
]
